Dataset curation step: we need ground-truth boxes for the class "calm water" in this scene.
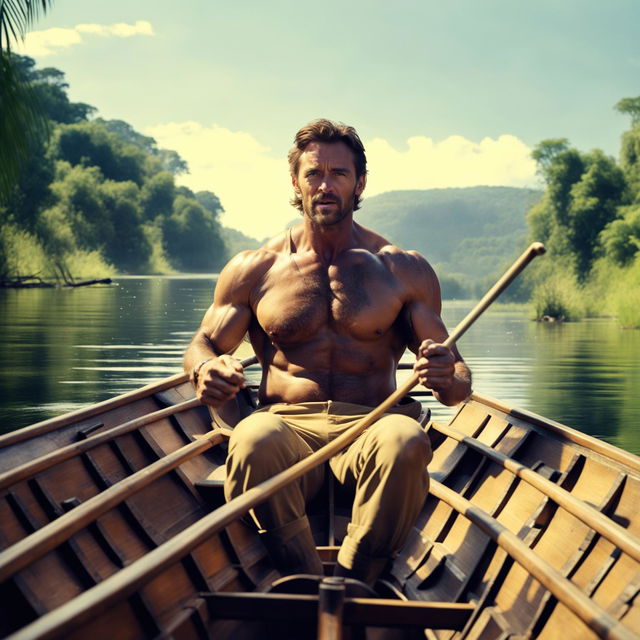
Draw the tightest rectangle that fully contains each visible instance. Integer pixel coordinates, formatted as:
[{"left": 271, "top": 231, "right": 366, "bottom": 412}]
[{"left": 1, "top": 277, "right": 639, "bottom": 455}]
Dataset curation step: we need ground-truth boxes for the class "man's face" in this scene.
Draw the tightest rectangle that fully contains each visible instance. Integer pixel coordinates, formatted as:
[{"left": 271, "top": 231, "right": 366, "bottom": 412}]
[{"left": 292, "top": 141, "right": 366, "bottom": 226}]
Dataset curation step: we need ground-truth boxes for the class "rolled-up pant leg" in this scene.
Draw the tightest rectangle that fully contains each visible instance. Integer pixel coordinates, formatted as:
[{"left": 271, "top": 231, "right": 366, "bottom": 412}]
[{"left": 330, "top": 412, "right": 432, "bottom": 581}]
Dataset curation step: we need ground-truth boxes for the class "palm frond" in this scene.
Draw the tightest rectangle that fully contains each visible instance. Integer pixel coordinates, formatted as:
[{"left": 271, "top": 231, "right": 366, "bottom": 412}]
[
  {"left": 0, "top": 0, "right": 54, "bottom": 50},
  {"left": 0, "top": 51, "right": 50, "bottom": 202}
]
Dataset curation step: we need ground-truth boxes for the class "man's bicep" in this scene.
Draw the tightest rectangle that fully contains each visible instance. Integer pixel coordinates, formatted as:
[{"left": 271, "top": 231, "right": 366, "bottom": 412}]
[
  {"left": 198, "top": 302, "right": 252, "bottom": 355},
  {"left": 407, "top": 301, "right": 451, "bottom": 352},
  {"left": 197, "top": 251, "right": 257, "bottom": 354}
]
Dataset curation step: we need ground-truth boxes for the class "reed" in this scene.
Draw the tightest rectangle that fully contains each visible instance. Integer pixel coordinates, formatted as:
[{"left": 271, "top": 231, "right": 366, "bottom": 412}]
[{"left": 531, "top": 272, "right": 584, "bottom": 320}]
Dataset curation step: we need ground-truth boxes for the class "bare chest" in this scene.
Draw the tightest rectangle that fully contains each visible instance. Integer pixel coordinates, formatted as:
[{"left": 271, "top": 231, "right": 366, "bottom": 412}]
[{"left": 254, "top": 254, "right": 404, "bottom": 344}]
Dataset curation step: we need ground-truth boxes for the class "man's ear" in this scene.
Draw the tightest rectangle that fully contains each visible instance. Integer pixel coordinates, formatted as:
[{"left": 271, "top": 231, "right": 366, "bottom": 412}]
[
  {"left": 291, "top": 173, "right": 301, "bottom": 194},
  {"left": 355, "top": 173, "right": 366, "bottom": 196}
]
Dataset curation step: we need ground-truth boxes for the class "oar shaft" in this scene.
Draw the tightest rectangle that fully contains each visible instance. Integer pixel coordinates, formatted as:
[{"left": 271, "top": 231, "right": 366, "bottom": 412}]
[
  {"left": 444, "top": 242, "right": 545, "bottom": 348},
  {"left": 392, "top": 241, "right": 546, "bottom": 404}
]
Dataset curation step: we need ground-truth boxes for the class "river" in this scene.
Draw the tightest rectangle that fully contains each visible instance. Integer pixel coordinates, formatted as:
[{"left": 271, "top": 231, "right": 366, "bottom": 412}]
[{"left": 1, "top": 276, "right": 639, "bottom": 454}]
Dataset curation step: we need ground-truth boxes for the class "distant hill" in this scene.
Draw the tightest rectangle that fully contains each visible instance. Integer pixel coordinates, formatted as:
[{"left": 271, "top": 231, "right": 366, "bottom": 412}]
[
  {"left": 357, "top": 186, "right": 542, "bottom": 280},
  {"left": 221, "top": 226, "right": 262, "bottom": 257}
]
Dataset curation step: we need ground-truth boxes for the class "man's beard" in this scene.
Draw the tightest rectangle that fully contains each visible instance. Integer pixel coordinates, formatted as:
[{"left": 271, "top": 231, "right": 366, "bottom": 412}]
[{"left": 305, "top": 192, "right": 354, "bottom": 226}]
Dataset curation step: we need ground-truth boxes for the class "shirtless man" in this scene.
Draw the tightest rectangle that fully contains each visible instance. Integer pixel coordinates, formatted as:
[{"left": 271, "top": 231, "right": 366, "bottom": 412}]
[{"left": 184, "top": 119, "right": 472, "bottom": 586}]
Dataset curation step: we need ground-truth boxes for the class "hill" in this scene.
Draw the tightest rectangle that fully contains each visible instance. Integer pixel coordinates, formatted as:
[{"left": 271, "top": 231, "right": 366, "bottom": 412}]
[{"left": 357, "top": 186, "right": 542, "bottom": 280}]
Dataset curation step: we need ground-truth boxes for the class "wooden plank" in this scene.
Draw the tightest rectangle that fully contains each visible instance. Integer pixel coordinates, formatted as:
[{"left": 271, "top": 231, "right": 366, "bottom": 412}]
[
  {"left": 428, "top": 479, "right": 637, "bottom": 640},
  {"left": 0, "top": 431, "right": 224, "bottom": 581},
  {"left": 0, "top": 373, "right": 188, "bottom": 449},
  {"left": 470, "top": 393, "right": 640, "bottom": 474},
  {"left": 203, "top": 592, "right": 475, "bottom": 629},
  {"left": 430, "top": 421, "right": 640, "bottom": 563}
]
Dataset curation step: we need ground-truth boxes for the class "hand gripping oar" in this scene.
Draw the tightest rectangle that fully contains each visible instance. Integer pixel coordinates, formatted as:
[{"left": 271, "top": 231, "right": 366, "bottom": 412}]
[{"left": 7, "top": 243, "right": 547, "bottom": 640}]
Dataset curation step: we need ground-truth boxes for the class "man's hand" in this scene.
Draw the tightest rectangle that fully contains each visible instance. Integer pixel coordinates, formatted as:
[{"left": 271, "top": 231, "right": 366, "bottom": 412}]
[
  {"left": 413, "top": 339, "right": 456, "bottom": 392},
  {"left": 195, "top": 355, "right": 246, "bottom": 407}
]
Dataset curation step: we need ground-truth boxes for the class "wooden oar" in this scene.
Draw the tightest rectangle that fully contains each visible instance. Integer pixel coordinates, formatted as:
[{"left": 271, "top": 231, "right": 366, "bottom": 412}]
[
  {"left": 0, "top": 356, "right": 258, "bottom": 491},
  {"left": 6, "top": 243, "right": 545, "bottom": 640}
]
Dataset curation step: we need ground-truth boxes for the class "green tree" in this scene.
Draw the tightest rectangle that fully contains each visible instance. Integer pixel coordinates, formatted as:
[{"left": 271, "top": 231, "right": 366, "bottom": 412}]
[
  {"left": 141, "top": 171, "right": 175, "bottom": 220},
  {"left": 529, "top": 142, "right": 625, "bottom": 279},
  {"left": 0, "top": 1, "right": 54, "bottom": 201},
  {"left": 101, "top": 180, "right": 151, "bottom": 272},
  {"left": 619, "top": 124, "right": 640, "bottom": 201},
  {"left": 162, "top": 195, "right": 227, "bottom": 272},
  {"left": 52, "top": 122, "right": 147, "bottom": 185},
  {"left": 600, "top": 205, "right": 640, "bottom": 265},
  {"left": 99, "top": 118, "right": 188, "bottom": 176},
  {"left": 615, "top": 96, "right": 640, "bottom": 127}
]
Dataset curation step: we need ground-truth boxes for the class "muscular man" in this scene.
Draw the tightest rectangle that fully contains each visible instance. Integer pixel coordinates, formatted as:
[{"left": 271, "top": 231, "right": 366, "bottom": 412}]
[{"left": 184, "top": 119, "right": 471, "bottom": 586}]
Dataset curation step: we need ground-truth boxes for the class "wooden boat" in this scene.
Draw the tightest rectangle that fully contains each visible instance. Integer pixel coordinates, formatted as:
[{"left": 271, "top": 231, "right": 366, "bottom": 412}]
[{"left": 0, "top": 356, "right": 639, "bottom": 640}]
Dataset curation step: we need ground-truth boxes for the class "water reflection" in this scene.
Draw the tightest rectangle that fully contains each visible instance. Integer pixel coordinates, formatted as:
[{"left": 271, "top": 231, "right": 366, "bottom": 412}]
[{"left": 0, "top": 279, "right": 639, "bottom": 455}]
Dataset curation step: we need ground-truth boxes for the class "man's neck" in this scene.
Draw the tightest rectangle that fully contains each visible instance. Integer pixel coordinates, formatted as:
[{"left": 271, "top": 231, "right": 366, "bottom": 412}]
[{"left": 297, "top": 214, "right": 359, "bottom": 264}]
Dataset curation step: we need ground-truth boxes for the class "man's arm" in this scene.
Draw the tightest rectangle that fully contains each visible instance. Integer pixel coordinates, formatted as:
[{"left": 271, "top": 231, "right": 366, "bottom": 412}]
[
  {"left": 396, "top": 250, "right": 472, "bottom": 406},
  {"left": 183, "top": 251, "right": 265, "bottom": 407}
]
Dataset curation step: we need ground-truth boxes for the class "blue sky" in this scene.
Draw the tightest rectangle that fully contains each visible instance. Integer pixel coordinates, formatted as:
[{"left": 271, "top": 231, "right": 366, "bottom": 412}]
[{"left": 15, "top": 0, "right": 640, "bottom": 238}]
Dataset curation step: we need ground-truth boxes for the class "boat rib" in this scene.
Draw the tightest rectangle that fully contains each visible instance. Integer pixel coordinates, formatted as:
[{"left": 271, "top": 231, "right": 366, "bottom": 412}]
[{"left": 429, "top": 420, "right": 640, "bottom": 562}]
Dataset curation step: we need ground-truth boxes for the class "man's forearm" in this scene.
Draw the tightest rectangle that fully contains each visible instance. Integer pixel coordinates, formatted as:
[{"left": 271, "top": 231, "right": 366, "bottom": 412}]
[
  {"left": 183, "top": 332, "right": 219, "bottom": 378},
  {"left": 434, "top": 362, "right": 472, "bottom": 406}
]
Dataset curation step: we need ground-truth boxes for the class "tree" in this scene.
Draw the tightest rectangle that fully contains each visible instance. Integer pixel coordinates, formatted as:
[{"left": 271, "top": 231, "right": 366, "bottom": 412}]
[
  {"left": 99, "top": 118, "right": 188, "bottom": 176},
  {"left": 531, "top": 138, "right": 570, "bottom": 176},
  {"left": 600, "top": 205, "right": 640, "bottom": 265},
  {"left": 162, "top": 195, "right": 228, "bottom": 272},
  {"left": 52, "top": 122, "right": 147, "bottom": 185},
  {"left": 529, "top": 141, "right": 626, "bottom": 279},
  {"left": 619, "top": 123, "right": 640, "bottom": 201},
  {"left": 0, "top": 1, "right": 55, "bottom": 201},
  {"left": 141, "top": 171, "right": 176, "bottom": 220},
  {"left": 615, "top": 96, "right": 640, "bottom": 127},
  {"left": 101, "top": 180, "right": 151, "bottom": 272}
]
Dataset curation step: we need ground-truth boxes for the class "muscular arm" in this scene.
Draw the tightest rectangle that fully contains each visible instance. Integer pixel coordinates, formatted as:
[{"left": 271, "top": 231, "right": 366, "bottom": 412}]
[
  {"left": 183, "top": 250, "right": 267, "bottom": 406},
  {"left": 395, "top": 250, "right": 472, "bottom": 406}
]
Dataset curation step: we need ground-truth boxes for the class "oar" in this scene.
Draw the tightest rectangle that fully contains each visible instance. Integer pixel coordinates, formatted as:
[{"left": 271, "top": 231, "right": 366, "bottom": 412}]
[{"left": 6, "top": 243, "right": 545, "bottom": 640}]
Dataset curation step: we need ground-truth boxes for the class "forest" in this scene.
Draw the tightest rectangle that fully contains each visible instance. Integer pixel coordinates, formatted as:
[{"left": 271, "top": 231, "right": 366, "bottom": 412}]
[{"left": 0, "top": 54, "right": 233, "bottom": 284}]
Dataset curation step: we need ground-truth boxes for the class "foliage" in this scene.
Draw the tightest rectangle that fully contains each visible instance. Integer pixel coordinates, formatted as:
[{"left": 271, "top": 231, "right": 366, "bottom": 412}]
[
  {"left": 528, "top": 143, "right": 626, "bottom": 280},
  {"left": 1, "top": 55, "right": 234, "bottom": 281},
  {"left": 162, "top": 195, "right": 228, "bottom": 272},
  {"left": 524, "top": 95, "right": 640, "bottom": 326},
  {"left": 615, "top": 97, "right": 640, "bottom": 127},
  {"left": 1, "top": 0, "right": 56, "bottom": 201},
  {"left": 531, "top": 271, "right": 584, "bottom": 321},
  {"left": 0, "top": 53, "right": 50, "bottom": 201},
  {"left": 619, "top": 124, "right": 640, "bottom": 200}
]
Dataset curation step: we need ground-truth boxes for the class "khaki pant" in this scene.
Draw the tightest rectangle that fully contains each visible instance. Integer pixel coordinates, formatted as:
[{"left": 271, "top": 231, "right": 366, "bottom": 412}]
[{"left": 224, "top": 400, "right": 432, "bottom": 575}]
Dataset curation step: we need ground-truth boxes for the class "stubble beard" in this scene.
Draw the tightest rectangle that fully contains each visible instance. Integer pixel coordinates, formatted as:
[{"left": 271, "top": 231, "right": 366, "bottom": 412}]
[{"left": 305, "top": 193, "right": 355, "bottom": 227}]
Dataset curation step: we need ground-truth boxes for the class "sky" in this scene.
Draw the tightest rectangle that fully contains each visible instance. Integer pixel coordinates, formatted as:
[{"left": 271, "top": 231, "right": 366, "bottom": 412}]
[{"left": 13, "top": 0, "right": 640, "bottom": 239}]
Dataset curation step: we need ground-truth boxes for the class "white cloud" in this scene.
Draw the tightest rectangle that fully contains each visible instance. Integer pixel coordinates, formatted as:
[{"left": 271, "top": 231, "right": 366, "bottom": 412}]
[
  {"left": 15, "top": 20, "right": 154, "bottom": 57},
  {"left": 147, "top": 122, "right": 538, "bottom": 241},
  {"left": 364, "top": 134, "right": 537, "bottom": 197}
]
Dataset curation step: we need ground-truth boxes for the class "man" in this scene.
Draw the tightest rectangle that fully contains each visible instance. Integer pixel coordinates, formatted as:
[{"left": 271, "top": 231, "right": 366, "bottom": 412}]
[{"left": 184, "top": 119, "right": 471, "bottom": 586}]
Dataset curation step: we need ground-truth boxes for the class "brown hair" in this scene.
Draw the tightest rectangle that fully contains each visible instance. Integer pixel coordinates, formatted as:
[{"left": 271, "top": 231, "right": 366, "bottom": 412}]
[{"left": 288, "top": 118, "right": 367, "bottom": 212}]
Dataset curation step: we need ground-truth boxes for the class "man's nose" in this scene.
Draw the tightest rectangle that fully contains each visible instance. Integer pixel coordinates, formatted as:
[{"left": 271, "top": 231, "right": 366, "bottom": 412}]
[{"left": 318, "top": 176, "right": 334, "bottom": 192}]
